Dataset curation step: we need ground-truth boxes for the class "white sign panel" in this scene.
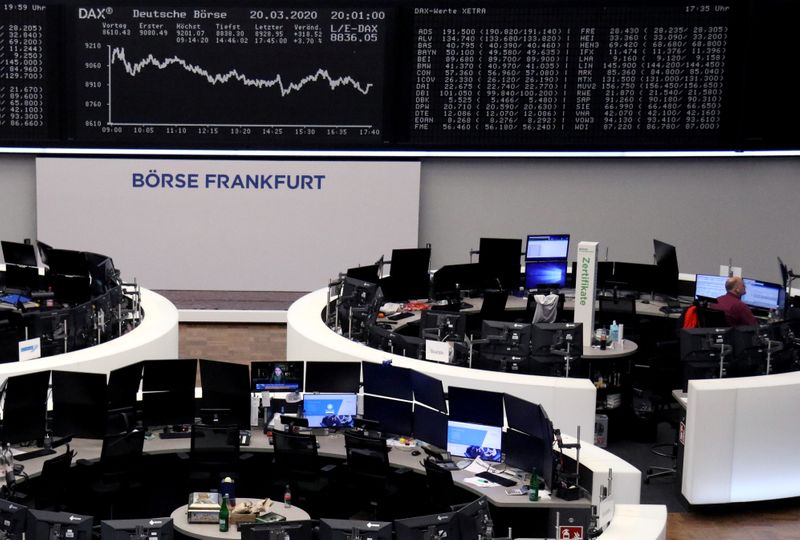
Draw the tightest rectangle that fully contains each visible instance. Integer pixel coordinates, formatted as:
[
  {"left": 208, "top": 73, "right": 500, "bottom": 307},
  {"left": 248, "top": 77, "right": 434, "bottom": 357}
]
[
  {"left": 19, "top": 337, "right": 42, "bottom": 361},
  {"left": 36, "top": 159, "right": 420, "bottom": 291},
  {"left": 573, "top": 241, "right": 599, "bottom": 346},
  {"left": 425, "top": 339, "right": 454, "bottom": 363}
]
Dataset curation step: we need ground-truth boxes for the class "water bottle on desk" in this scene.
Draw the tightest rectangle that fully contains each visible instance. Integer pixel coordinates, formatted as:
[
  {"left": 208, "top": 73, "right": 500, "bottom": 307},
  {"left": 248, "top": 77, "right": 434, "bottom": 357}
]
[
  {"left": 284, "top": 484, "right": 292, "bottom": 508},
  {"left": 609, "top": 320, "right": 619, "bottom": 346}
]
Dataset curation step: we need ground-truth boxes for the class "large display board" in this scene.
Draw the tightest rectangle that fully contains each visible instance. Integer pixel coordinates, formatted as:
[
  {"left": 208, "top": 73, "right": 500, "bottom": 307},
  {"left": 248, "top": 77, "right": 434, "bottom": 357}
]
[{"left": 1, "top": 0, "right": 799, "bottom": 152}]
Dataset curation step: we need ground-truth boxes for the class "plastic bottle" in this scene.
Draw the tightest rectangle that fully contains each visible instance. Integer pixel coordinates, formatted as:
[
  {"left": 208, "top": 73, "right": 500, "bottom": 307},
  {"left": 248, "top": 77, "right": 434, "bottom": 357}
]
[
  {"left": 528, "top": 468, "right": 540, "bottom": 502},
  {"left": 218, "top": 494, "right": 230, "bottom": 532},
  {"left": 609, "top": 320, "right": 619, "bottom": 344},
  {"left": 284, "top": 484, "right": 292, "bottom": 508}
]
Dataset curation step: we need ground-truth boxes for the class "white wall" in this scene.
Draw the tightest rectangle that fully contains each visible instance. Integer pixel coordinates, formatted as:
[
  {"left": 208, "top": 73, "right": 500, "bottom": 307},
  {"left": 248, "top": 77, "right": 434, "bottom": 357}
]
[{"left": 3, "top": 154, "right": 799, "bottom": 284}]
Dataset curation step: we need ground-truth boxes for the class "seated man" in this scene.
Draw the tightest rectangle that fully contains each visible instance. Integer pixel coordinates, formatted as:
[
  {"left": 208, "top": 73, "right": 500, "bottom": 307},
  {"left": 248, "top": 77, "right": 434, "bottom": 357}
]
[{"left": 712, "top": 276, "right": 757, "bottom": 326}]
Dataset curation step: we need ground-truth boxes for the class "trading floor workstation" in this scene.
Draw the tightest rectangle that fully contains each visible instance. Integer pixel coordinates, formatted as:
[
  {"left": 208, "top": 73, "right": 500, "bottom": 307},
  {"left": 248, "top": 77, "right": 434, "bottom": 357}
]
[{"left": 0, "top": 358, "right": 628, "bottom": 540}]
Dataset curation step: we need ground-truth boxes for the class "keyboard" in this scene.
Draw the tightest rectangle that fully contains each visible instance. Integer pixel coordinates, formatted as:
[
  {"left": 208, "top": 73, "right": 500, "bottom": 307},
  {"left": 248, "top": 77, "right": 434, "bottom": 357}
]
[
  {"left": 159, "top": 431, "right": 191, "bottom": 439},
  {"left": 388, "top": 312, "right": 414, "bottom": 321},
  {"left": 475, "top": 471, "right": 517, "bottom": 487},
  {"left": 14, "top": 448, "right": 57, "bottom": 461}
]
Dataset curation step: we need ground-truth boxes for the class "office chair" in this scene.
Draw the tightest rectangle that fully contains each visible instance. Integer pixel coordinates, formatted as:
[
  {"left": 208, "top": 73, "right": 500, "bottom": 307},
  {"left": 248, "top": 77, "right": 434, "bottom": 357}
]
[
  {"left": 184, "top": 423, "right": 242, "bottom": 492},
  {"left": 422, "top": 458, "right": 457, "bottom": 513},
  {"left": 16, "top": 446, "right": 77, "bottom": 511},
  {"left": 343, "top": 430, "right": 410, "bottom": 520},
  {"left": 77, "top": 429, "right": 146, "bottom": 519},
  {"left": 271, "top": 430, "right": 337, "bottom": 516}
]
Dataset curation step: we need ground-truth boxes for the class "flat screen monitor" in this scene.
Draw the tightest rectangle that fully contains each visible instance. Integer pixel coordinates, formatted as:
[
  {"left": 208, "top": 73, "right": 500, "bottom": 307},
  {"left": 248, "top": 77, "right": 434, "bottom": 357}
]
[
  {"left": 680, "top": 327, "right": 733, "bottom": 361},
  {"left": 526, "top": 234, "right": 570, "bottom": 260},
  {"left": 45, "top": 249, "right": 89, "bottom": 277},
  {"left": 26, "top": 510, "right": 93, "bottom": 540},
  {"left": 100, "top": 518, "right": 173, "bottom": 540},
  {"left": 1, "top": 370, "right": 50, "bottom": 444},
  {"left": 141, "top": 359, "right": 198, "bottom": 427},
  {"left": 107, "top": 362, "right": 143, "bottom": 410},
  {"left": 1, "top": 241, "right": 37, "bottom": 267},
  {"left": 251, "top": 360, "right": 304, "bottom": 392},
  {"left": 412, "top": 404, "right": 448, "bottom": 449},
  {"left": 198, "top": 359, "right": 250, "bottom": 427},
  {"left": 431, "top": 263, "right": 482, "bottom": 299},
  {"left": 447, "top": 386, "right": 504, "bottom": 427},
  {"left": 454, "top": 496, "right": 491, "bottom": 539},
  {"left": 51, "top": 371, "right": 107, "bottom": 439},
  {"left": 411, "top": 371, "right": 447, "bottom": 413},
  {"left": 532, "top": 323, "right": 584, "bottom": 356},
  {"left": 743, "top": 279, "right": 785, "bottom": 311},
  {"left": 383, "top": 247, "right": 431, "bottom": 301},
  {"left": 362, "top": 395, "right": 413, "bottom": 437},
  {"left": 395, "top": 512, "right": 458, "bottom": 540},
  {"left": 318, "top": 518, "right": 392, "bottom": 540},
  {"left": 503, "top": 394, "right": 544, "bottom": 438},
  {"left": 419, "top": 310, "right": 466, "bottom": 341},
  {"left": 346, "top": 264, "right": 380, "bottom": 285},
  {"left": 653, "top": 239, "right": 679, "bottom": 297},
  {"left": 694, "top": 274, "right": 727, "bottom": 300},
  {"left": 240, "top": 521, "right": 314, "bottom": 540},
  {"left": 366, "top": 324, "right": 416, "bottom": 357},
  {"left": 525, "top": 260, "right": 568, "bottom": 289},
  {"left": 608, "top": 262, "right": 660, "bottom": 292},
  {"left": 304, "top": 362, "right": 361, "bottom": 393},
  {"left": 481, "top": 320, "right": 532, "bottom": 358},
  {"left": 362, "top": 362, "right": 412, "bottom": 400},
  {"left": 447, "top": 420, "right": 503, "bottom": 462},
  {"left": 503, "top": 429, "right": 554, "bottom": 490},
  {"left": 479, "top": 237, "right": 522, "bottom": 290},
  {"left": 0, "top": 498, "right": 26, "bottom": 540},
  {"left": 302, "top": 393, "right": 357, "bottom": 429}
]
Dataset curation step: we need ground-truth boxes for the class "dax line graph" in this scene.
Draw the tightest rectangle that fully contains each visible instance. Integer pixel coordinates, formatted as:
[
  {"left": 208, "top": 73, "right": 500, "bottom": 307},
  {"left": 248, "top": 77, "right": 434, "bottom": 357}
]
[{"left": 105, "top": 46, "right": 376, "bottom": 129}]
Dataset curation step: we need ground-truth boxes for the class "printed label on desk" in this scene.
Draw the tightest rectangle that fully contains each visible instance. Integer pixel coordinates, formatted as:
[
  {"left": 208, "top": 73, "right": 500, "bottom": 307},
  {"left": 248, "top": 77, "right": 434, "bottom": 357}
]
[
  {"left": 558, "top": 525, "right": 583, "bottom": 539},
  {"left": 425, "top": 339, "right": 453, "bottom": 363},
  {"left": 19, "top": 337, "right": 42, "bottom": 361}
]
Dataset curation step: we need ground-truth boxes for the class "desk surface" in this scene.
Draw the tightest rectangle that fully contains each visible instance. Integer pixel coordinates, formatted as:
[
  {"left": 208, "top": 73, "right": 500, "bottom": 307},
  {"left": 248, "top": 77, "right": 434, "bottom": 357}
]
[{"left": 171, "top": 498, "right": 310, "bottom": 540}]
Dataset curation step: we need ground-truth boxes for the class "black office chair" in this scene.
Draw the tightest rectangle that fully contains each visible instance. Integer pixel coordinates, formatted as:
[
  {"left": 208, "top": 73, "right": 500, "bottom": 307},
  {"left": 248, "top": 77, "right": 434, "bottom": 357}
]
[
  {"left": 422, "top": 458, "right": 457, "bottom": 513},
  {"left": 77, "top": 429, "right": 146, "bottom": 519},
  {"left": 185, "top": 423, "right": 242, "bottom": 492},
  {"left": 343, "top": 430, "right": 410, "bottom": 520},
  {"left": 16, "top": 445, "right": 77, "bottom": 511},
  {"left": 271, "top": 430, "right": 337, "bottom": 516}
]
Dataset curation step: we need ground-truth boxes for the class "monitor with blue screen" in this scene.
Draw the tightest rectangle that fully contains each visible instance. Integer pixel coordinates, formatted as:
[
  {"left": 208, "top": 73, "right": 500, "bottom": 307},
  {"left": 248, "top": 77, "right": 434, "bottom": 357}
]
[
  {"left": 695, "top": 274, "right": 785, "bottom": 310},
  {"left": 525, "top": 260, "right": 567, "bottom": 289},
  {"left": 526, "top": 234, "right": 570, "bottom": 260},
  {"left": 302, "top": 393, "right": 357, "bottom": 428},
  {"left": 447, "top": 420, "right": 502, "bottom": 462}
]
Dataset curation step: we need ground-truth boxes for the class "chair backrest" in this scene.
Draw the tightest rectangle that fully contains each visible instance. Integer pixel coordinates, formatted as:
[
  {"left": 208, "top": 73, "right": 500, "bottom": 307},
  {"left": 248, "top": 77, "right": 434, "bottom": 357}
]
[
  {"left": 480, "top": 290, "right": 508, "bottom": 321},
  {"left": 272, "top": 430, "right": 318, "bottom": 474},
  {"left": 344, "top": 431, "right": 389, "bottom": 481},
  {"left": 37, "top": 447, "right": 76, "bottom": 507},
  {"left": 423, "top": 459, "right": 455, "bottom": 512},
  {"left": 98, "top": 429, "right": 145, "bottom": 483}
]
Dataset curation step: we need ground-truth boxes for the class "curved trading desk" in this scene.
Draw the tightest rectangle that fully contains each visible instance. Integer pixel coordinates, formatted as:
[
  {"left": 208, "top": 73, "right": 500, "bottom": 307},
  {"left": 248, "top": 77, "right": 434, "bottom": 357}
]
[{"left": 0, "top": 288, "right": 179, "bottom": 385}]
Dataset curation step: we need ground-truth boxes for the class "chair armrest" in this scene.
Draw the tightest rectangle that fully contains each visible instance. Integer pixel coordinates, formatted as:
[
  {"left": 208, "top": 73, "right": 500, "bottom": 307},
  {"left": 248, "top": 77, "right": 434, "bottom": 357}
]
[{"left": 176, "top": 452, "right": 189, "bottom": 461}]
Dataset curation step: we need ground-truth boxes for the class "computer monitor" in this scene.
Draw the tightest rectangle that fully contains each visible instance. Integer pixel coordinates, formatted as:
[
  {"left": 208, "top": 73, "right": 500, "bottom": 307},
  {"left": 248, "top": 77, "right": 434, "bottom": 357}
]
[
  {"left": 366, "top": 324, "right": 421, "bottom": 358},
  {"left": 431, "top": 263, "right": 482, "bottom": 300},
  {"left": 479, "top": 237, "right": 522, "bottom": 290},
  {"left": 362, "top": 362, "right": 412, "bottom": 400},
  {"left": 51, "top": 371, "right": 107, "bottom": 439},
  {"left": 25, "top": 509, "right": 93, "bottom": 540},
  {"left": 653, "top": 239, "right": 679, "bottom": 297},
  {"left": 141, "top": 359, "right": 197, "bottom": 427},
  {"left": 1, "top": 370, "right": 50, "bottom": 444},
  {"left": 531, "top": 323, "right": 584, "bottom": 356},
  {"left": 199, "top": 359, "right": 250, "bottom": 427},
  {"left": 447, "top": 386, "right": 504, "bottom": 427},
  {"left": 480, "top": 320, "right": 532, "bottom": 358},
  {"left": 240, "top": 521, "right": 314, "bottom": 540},
  {"left": 100, "top": 518, "right": 173, "bottom": 540},
  {"left": 346, "top": 264, "right": 380, "bottom": 285},
  {"left": 679, "top": 327, "right": 733, "bottom": 390},
  {"left": 1, "top": 241, "right": 37, "bottom": 267},
  {"left": 526, "top": 234, "right": 570, "bottom": 260},
  {"left": 525, "top": 260, "right": 568, "bottom": 289},
  {"left": 694, "top": 274, "right": 727, "bottom": 300},
  {"left": 318, "top": 518, "right": 392, "bottom": 540},
  {"left": 0, "top": 498, "right": 26, "bottom": 540},
  {"left": 503, "top": 393, "right": 544, "bottom": 438},
  {"left": 304, "top": 362, "right": 361, "bottom": 393},
  {"left": 411, "top": 371, "right": 447, "bottom": 413},
  {"left": 381, "top": 247, "right": 431, "bottom": 301},
  {"left": 302, "top": 393, "right": 357, "bottom": 429},
  {"left": 107, "top": 362, "right": 143, "bottom": 410},
  {"left": 447, "top": 420, "right": 502, "bottom": 462},
  {"left": 362, "top": 395, "right": 413, "bottom": 437},
  {"left": 412, "top": 404, "right": 448, "bottom": 449},
  {"left": 394, "top": 512, "right": 458, "bottom": 540},
  {"left": 743, "top": 279, "right": 785, "bottom": 311},
  {"left": 454, "top": 496, "right": 491, "bottom": 539},
  {"left": 419, "top": 310, "right": 466, "bottom": 342},
  {"left": 251, "top": 361, "right": 304, "bottom": 392}
]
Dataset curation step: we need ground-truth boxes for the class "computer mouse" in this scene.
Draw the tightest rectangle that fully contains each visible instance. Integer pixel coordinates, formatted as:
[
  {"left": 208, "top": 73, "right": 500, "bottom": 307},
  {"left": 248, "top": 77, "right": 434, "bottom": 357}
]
[{"left": 411, "top": 450, "right": 421, "bottom": 456}]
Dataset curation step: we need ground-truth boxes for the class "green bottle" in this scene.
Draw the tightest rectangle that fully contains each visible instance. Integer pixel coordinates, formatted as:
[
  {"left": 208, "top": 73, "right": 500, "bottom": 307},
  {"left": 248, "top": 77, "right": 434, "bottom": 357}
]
[
  {"left": 219, "top": 493, "right": 230, "bottom": 532},
  {"left": 529, "top": 468, "right": 540, "bottom": 501}
]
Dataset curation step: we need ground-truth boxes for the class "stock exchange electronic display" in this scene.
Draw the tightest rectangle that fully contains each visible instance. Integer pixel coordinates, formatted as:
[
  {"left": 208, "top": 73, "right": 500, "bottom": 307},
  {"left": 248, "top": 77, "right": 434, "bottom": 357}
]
[{"left": 0, "top": 1, "right": 798, "bottom": 152}]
